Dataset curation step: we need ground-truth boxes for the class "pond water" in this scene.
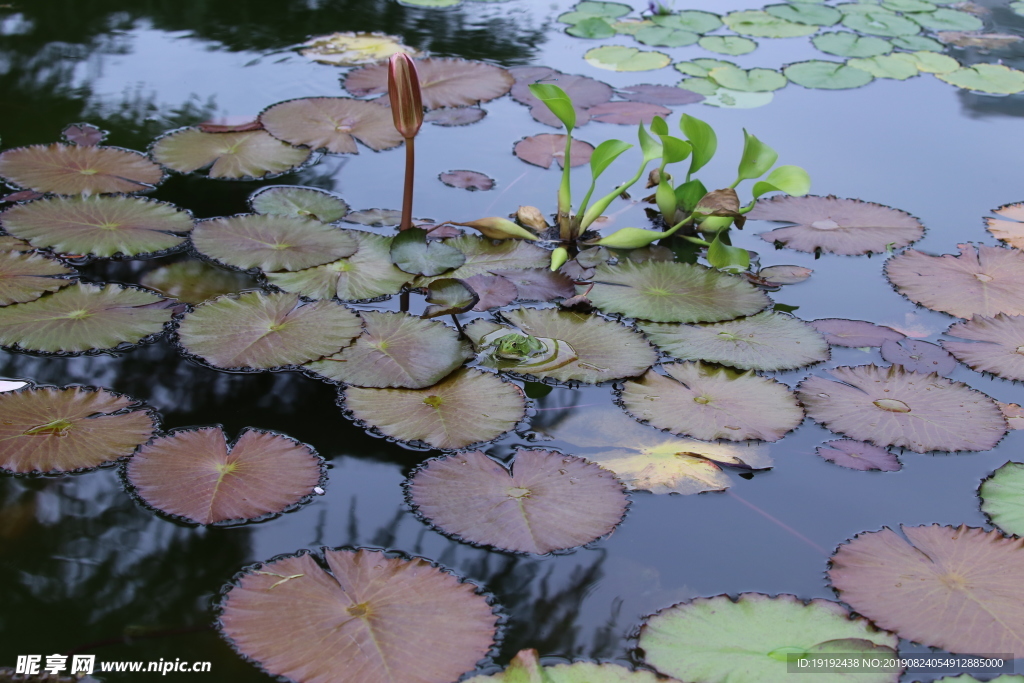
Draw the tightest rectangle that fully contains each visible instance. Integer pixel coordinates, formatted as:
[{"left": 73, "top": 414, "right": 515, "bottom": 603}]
[{"left": 3, "top": 0, "right": 1024, "bottom": 681}]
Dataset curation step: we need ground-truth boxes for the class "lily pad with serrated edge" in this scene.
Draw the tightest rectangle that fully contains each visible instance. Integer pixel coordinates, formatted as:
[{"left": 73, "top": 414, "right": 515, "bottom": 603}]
[
  {"left": 765, "top": 3, "right": 841, "bottom": 26},
  {"left": 62, "top": 123, "right": 106, "bottom": 147},
  {"left": 816, "top": 439, "right": 901, "bottom": 471},
  {"left": 893, "top": 34, "right": 945, "bottom": 51},
  {"left": 638, "top": 593, "right": 900, "bottom": 683},
  {"left": 414, "top": 235, "right": 551, "bottom": 286},
  {"left": 0, "top": 144, "right": 164, "bottom": 196},
  {"left": 423, "top": 279, "right": 478, "bottom": 318},
  {"left": 640, "top": 311, "right": 829, "bottom": 371},
  {"left": 559, "top": 2, "right": 632, "bottom": 23},
  {"left": 0, "top": 385, "right": 157, "bottom": 474},
  {"left": 464, "top": 275, "right": 518, "bottom": 310},
  {"left": 810, "top": 318, "right": 905, "bottom": 347},
  {"left": 677, "top": 77, "right": 719, "bottom": 95},
  {"left": 651, "top": 10, "right": 722, "bottom": 33},
  {"left": 343, "top": 208, "right": 402, "bottom": 227},
  {"left": 390, "top": 228, "right": 466, "bottom": 277},
  {"left": 0, "top": 195, "right": 193, "bottom": 258},
  {"left": 842, "top": 10, "right": 921, "bottom": 36},
  {"left": 439, "top": 170, "right": 494, "bottom": 191},
  {"left": 723, "top": 10, "right": 818, "bottom": 37},
  {"left": 218, "top": 548, "right": 499, "bottom": 683},
  {"left": 424, "top": 107, "right": 487, "bottom": 127},
  {"left": 299, "top": 31, "right": 419, "bottom": 66},
  {"left": 344, "top": 58, "right": 514, "bottom": 110},
  {"left": 813, "top": 32, "right": 893, "bottom": 57},
  {"left": 492, "top": 268, "right": 574, "bottom": 302},
  {"left": 783, "top": 60, "right": 875, "bottom": 89},
  {"left": 906, "top": 50, "right": 959, "bottom": 74},
  {"left": 407, "top": 448, "right": 628, "bottom": 554},
  {"left": 266, "top": 231, "right": 410, "bottom": 301},
  {"left": 126, "top": 426, "right": 325, "bottom": 525},
  {"left": 698, "top": 36, "right": 758, "bottom": 55},
  {"left": 567, "top": 17, "right": 617, "bottom": 39},
  {"left": 514, "top": 134, "right": 595, "bottom": 169},
  {"left": 140, "top": 261, "right": 259, "bottom": 305},
  {"left": 584, "top": 46, "right": 672, "bottom": 72},
  {"left": 911, "top": 7, "right": 983, "bottom": 31},
  {"left": 470, "top": 649, "right": 672, "bottom": 683},
  {"left": 0, "top": 282, "right": 175, "bottom": 355},
  {"left": 797, "top": 364, "right": 1006, "bottom": 453},
  {"left": 829, "top": 524, "right": 1024, "bottom": 655},
  {"left": 937, "top": 64, "right": 1024, "bottom": 94},
  {"left": 879, "top": 338, "right": 956, "bottom": 374},
  {"left": 708, "top": 66, "right": 788, "bottom": 92},
  {"left": 150, "top": 128, "right": 311, "bottom": 180},
  {"left": 848, "top": 54, "right": 919, "bottom": 80},
  {"left": 620, "top": 362, "right": 804, "bottom": 442},
  {"left": 0, "top": 235, "right": 33, "bottom": 252},
  {"left": 259, "top": 97, "right": 403, "bottom": 155},
  {"left": 634, "top": 26, "right": 699, "bottom": 47},
  {"left": 942, "top": 314, "right": 1024, "bottom": 381},
  {"left": 980, "top": 461, "right": 1024, "bottom": 537},
  {"left": 174, "top": 291, "right": 362, "bottom": 371},
  {"left": 585, "top": 102, "right": 672, "bottom": 125},
  {"left": 675, "top": 58, "right": 738, "bottom": 78},
  {"left": 249, "top": 186, "right": 349, "bottom": 223},
  {"left": 882, "top": 0, "right": 937, "bottom": 11},
  {"left": 342, "top": 367, "right": 526, "bottom": 450},
  {"left": 192, "top": 214, "right": 358, "bottom": 273},
  {"left": 755, "top": 264, "right": 813, "bottom": 285},
  {"left": 751, "top": 195, "right": 924, "bottom": 255},
  {"left": 0, "top": 251, "right": 75, "bottom": 306},
  {"left": 306, "top": 311, "right": 471, "bottom": 388},
  {"left": 588, "top": 260, "right": 770, "bottom": 323},
  {"left": 885, "top": 244, "right": 1024, "bottom": 319}
]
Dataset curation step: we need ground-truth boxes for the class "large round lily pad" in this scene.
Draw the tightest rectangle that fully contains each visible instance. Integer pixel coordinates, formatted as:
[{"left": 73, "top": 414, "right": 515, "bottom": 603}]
[
  {"left": 885, "top": 244, "right": 1024, "bottom": 319},
  {"left": 797, "top": 364, "right": 1006, "bottom": 453},
  {"left": 0, "top": 195, "right": 193, "bottom": 258},
  {"left": 249, "top": 186, "right": 350, "bottom": 223},
  {"left": 344, "top": 58, "right": 514, "bottom": 110},
  {"left": 980, "top": 461, "right": 1024, "bottom": 537},
  {"left": 306, "top": 311, "right": 471, "bottom": 388},
  {"left": 470, "top": 649, "right": 671, "bottom": 683},
  {"left": 842, "top": 9, "right": 921, "bottom": 36},
  {"left": 139, "top": 261, "right": 259, "bottom": 305},
  {"left": 407, "top": 448, "right": 628, "bottom": 554},
  {"left": 783, "top": 60, "right": 875, "bottom": 90},
  {"left": 620, "top": 362, "right": 804, "bottom": 442},
  {"left": 151, "top": 128, "right": 311, "bottom": 179},
  {"left": 218, "top": 548, "right": 499, "bottom": 683},
  {"left": 0, "top": 143, "right": 164, "bottom": 195},
  {"left": 260, "top": 97, "right": 403, "bottom": 154},
  {"left": 0, "top": 385, "right": 157, "bottom": 474},
  {"left": 943, "top": 314, "right": 1024, "bottom": 381},
  {"left": 175, "top": 291, "right": 363, "bottom": 370},
  {"left": 588, "top": 260, "right": 770, "bottom": 323},
  {"left": 192, "top": 214, "right": 358, "bottom": 272},
  {"left": 127, "top": 426, "right": 325, "bottom": 525},
  {"left": 0, "top": 251, "right": 75, "bottom": 306},
  {"left": 640, "top": 311, "right": 829, "bottom": 371},
  {"left": 750, "top": 196, "right": 924, "bottom": 255},
  {"left": 829, "top": 524, "right": 1024, "bottom": 655},
  {"left": 813, "top": 32, "right": 893, "bottom": 58},
  {"left": 343, "top": 367, "right": 525, "bottom": 450},
  {"left": 639, "top": 593, "right": 899, "bottom": 683},
  {"left": 0, "top": 282, "right": 175, "bottom": 354}
]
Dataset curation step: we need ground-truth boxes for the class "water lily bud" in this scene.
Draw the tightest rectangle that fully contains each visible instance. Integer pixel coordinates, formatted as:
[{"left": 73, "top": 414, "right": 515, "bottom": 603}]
[
  {"left": 550, "top": 247, "right": 569, "bottom": 271},
  {"left": 388, "top": 53, "right": 423, "bottom": 139},
  {"left": 516, "top": 206, "right": 548, "bottom": 231},
  {"left": 451, "top": 217, "right": 538, "bottom": 241}
]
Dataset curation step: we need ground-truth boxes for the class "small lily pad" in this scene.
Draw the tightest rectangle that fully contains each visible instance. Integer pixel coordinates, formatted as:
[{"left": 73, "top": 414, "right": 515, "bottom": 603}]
[
  {"left": 62, "top": 123, "right": 106, "bottom": 147},
  {"left": 151, "top": 128, "right": 311, "bottom": 180},
  {"left": 567, "top": 17, "right": 617, "bottom": 39},
  {"left": 439, "top": 170, "right": 494, "bottom": 191},
  {"left": 708, "top": 66, "right": 788, "bottom": 92},
  {"left": 423, "top": 279, "right": 478, "bottom": 318},
  {"left": 936, "top": 64, "right": 1024, "bottom": 94},
  {"left": 584, "top": 46, "right": 672, "bottom": 72},
  {"left": 842, "top": 10, "right": 921, "bottom": 36},
  {"left": 755, "top": 265, "right": 813, "bottom": 285},
  {"left": 723, "top": 10, "right": 818, "bottom": 37},
  {"left": 0, "top": 385, "right": 157, "bottom": 474},
  {"left": 259, "top": 97, "right": 404, "bottom": 154},
  {"left": 698, "top": 35, "right": 758, "bottom": 55},
  {"left": 980, "top": 461, "right": 1024, "bottom": 537},
  {"left": 783, "top": 60, "right": 875, "bottom": 89},
  {"left": 651, "top": 11, "right": 723, "bottom": 33},
  {"left": 492, "top": 268, "right": 574, "bottom": 302},
  {"left": 892, "top": 34, "right": 945, "bottom": 50},
  {"left": 765, "top": 3, "right": 842, "bottom": 26},
  {"left": 816, "top": 439, "right": 901, "bottom": 471},
  {"left": 811, "top": 318, "right": 905, "bottom": 347},
  {"left": 140, "top": 261, "right": 259, "bottom": 305},
  {"left": 514, "top": 134, "right": 595, "bottom": 169},
  {"left": 943, "top": 314, "right": 1024, "bottom": 381},
  {"left": 510, "top": 71, "right": 613, "bottom": 128},
  {"left": 424, "top": 107, "right": 487, "bottom": 127},
  {"left": 0, "top": 251, "right": 75, "bottom": 306},
  {"left": 407, "top": 448, "right": 628, "bottom": 554},
  {"left": 558, "top": 2, "right": 632, "bottom": 23},
  {"left": 880, "top": 338, "right": 956, "bottom": 374},
  {"left": 616, "top": 84, "right": 704, "bottom": 105},
  {"left": 300, "top": 31, "right": 418, "bottom": 66},
  {"left": 674, "top": 58, "right": 738, "bottom": 78},
  {"left": 676, "top": 78, "right": 719, "bottom": 96},
  {"left": 813, "top": 32, "right": 893, "bottom": 57},
  {"left": 249, "top": 186, "right": 350, "bottom": 223},
  {"left": 634, "top": 26, "right": 699, "bottom": 48},
  {"left": 344, "top": 58, "right": 514, "bottom": 110},
  {"left": 0, "top": 143, "right": 164, "bottom": 195}
]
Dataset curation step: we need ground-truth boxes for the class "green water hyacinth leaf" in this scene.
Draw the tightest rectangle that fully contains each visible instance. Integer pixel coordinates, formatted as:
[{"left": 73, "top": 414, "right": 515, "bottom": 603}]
[
  {"left": 594, "top": 226, "right": 677, "bottom": 249},
  {"left": 140, "top": 261, "right": 258, "bottom": 305},
  {"left": 0, "top": 143, "right": 164, "bottom": 195},
  {"left": 390, "top": 228, "right": 465, "bottom": 277},
  {"left": 829, "top": 525, "right": 1024, "bottom": 656},
  {"left": 260, "top": 97, "right": 404, "bottom": 154},
  {"left": 0, "top": 385, "right": 157, "bottom": 474},
  {"left": 127, "top": 426, "right": 325, "bottom": 525},
  {"left": 680, "top": 113, "right": 717, "bottom": 176},
  {"left": 652, "top": 11, "right": 723, "bottom": 33},
  {"left": 842, "top": 10, "right": 921, "bottom": 36},
  {"left": 638, "top": 594, "right": 900, "bottom": 683},
  {"left": 813, "top": 32, "right": 893, "bottom": 57},
  {"left": 306, "top": 311, "right": 471, "bottom": 388},
  {"left": 407, "top": 448, "right": 628, "bottom": 554},
  {"left": 784, "top": 60, "right": 875, "bottom": 89},
  {"left": 937, "top": 64, "right": 1024, "bottom": 94},
  {"left": 980, "top": 461, "right": 1024, "bottom": 537},
  {"left": 708, "top": 66, "right": 787, "bottom": 92},
  {"left": 450, "top": 217, "right": 535, "bottom": 240},
  {"left": 620, "top": 362, "right": 804, "bottom": 442},
  {"left": 528, "top": 84, "right": 576, "bottom": 131},
  {"left": 765, "top": 3, "right": 841, "bottom": 26},
  {"left": 707, "top": 233, "right": 750, "bottom": 272},
  {"left": 634, "top": 26, "right": 699, "bottom": 47},
  {"left": 218, "top": 548, "right": 499, "bottom": 683},
  {"left": 588, "top": 260, "right": 770, "bottom": 323},
  {"left": 567, "top": 17, "right": 616, "bottom": 39},
  {"left": 752, "top": 165, "right": 812, "bottom": 200},
  {"left": 249, "top": 186, "right": 349, "bottom": 223},
  {"left": 0, "top": 283, "right": 175, "bottom": 354},
  {"left": 641, "top": 311, "right": 829, "bottom": 371},
  {"left": 151, "top": 128, "right": 311, "bottom": 180},
  {"left": 0, "top": 195, "right": 192, "bottom": 258},
  {"left": 414, "top": 235, "right": 550, "bottom": 285},
  {"left": 584, "top": 46, "right": 671, "bottom": 72},
  {"left": 797, "top": 364, "right": 1007, "bottom": 452},
  {"left": 192, "top": 215, "right": 358, "bottom": 273},
  {"left": 942, "top": 314, "right": 1024, "bottom": 381},
  {"left": 848, "top": 54, "right": 919, "bottom": 80},
  {"left": 470, "top": 648, "right": 674, "bottom": 682},
  {"left": 0, "top": 251, "right": 75, "bottom": 306},
  {"left": 343, "top": 367, "right": 525, "bottom": 449},
  {"left": 910, "top": 8, "right": 983, "bottom": 31},
  {"left": 175, "top": 291, "right": 362, "bottom": 371},
  {"left": 698, "top": 35, "right": 758, "bottom": 55},
  {"left": 723, "top": 10, "right": 818, "bottom": 37},
  {"left": 737, "top": 130, "right": 778, "bottom": 183}
]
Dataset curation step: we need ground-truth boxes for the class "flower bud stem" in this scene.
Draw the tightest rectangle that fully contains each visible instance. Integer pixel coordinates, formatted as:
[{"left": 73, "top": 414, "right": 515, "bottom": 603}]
[{"left": 400, "top": 136, "right": 415, "bottom": 231}]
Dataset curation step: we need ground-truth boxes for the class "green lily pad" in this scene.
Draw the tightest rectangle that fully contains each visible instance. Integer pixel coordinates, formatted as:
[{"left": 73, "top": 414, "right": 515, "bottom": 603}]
[
  {"left": 407, "top": 448, "right": 628, "bottom": 554},
  {"left": 587, "top": 260, "right": 770, "bottom": 323},
  {"left": 0, "top": 282, "right": 175, "bottom": 354},
  {"left": 848, "top": 53, "right": 919, "bottom": 79},
  {"left": 249, "top": 186, "right": 349, "bottom": 223},
  {"left": 470, "top": 649, "right": 672, "bottom": 682},
  {"left": 0, "top": 143, "right": 164, "bottom": 195},
  {"left": 635, "top": 26, "right": 700, "bottom": 47},
  {"left": 259, "top": 97, "right": 404, "bottom": 154},
  {"left": 390, "top": 228, "right": 466, "bottom": 277},
  {"left": 813, "top": 32, "right": 893, "bottom": 58},
  {"left": 980, "top": 461, "right": 1024, "bottom": 537},
  {"left": 909, "top": 7, "right": 983, "bottom": 31},
  {"left": 677, "top": 77, "right": 719, "bottom": 96},
  {"left": 584, "top": 46, "right": 672, "bottom": 72},
  {"left": 937, "top": 64, "right": 1024, "bottom": 94},
  {"left": 842, "top": 10, "right": 921, "bottom": 36},
  {"left": 620, "top": 362, "right": 804, "bottom": 442},
  {"left": 343, "top": 367, "right": 526, "bottom": 450},
  {"left": 414, "top": 235, "right": 550, "bottom": 285},
  {"left": 422, "top": 279, "right": 478, "bottom": 318},
  {"left": 266, "top": 231, "right": 411, "bottom": 301},
  {"left": 883, "top": 0, "right": 938, "bottom": 11},
  {"left": 906, "top": 50, "right": 959, "bottom": 73},
  {"left": 704, "top": 88, "right": 775, "bottom": 108},
  {"left": 640, "top": 311, "right": 829, "bottom": 371},
  {"left": 829, "top": 525, "right": 1024, "bottom": 656},
  {"left": 0, "top": 251, "right": 75, "bottom": 306},
  {"left": 567, "top": 17, "right": 617, "bottom": 39},
  {"left": 559, "top": 1, "right": 632, "bottom": 22},
  {"left": 765, "top": 3, "right": 842, "bottom": 26},
  {"left": 344, "top": 58, "right": 514, "bottom": 111},
  {"left": 638, "top": 594, "right": 899, "bottom": 683},
  {"left": 698, "top": 35, "right": 758, "bottom": 55},
  {"left": 892, "top": 34, "right": 945, "bottom": 50},
  {"left": 175, "top": 291, "right": 362, "bottom": 371},
  {"left": 192, "top": 214, "right": 358, "bottom": 273},
  {"left": 0, "top": 195, "right": 193, "bottom": 258},
  {"left": 784, "top": 60, "right": 875, "bottom": 89},
  {"left": 218, "top": 548, "right": 499, "bottom": 683},
  {"left": 0, "top": 385, "right": 157, "bottom": 474},
  {"left": 151, "top": 128, "right": 311, "bottom": 180},
  {"left": 943, "top": 314, "right": 1024, "bottom": 381},
  {"left": 343, "top": 208, "right": 402, "bottom": 227},
  {"left": 674, "top": 58, "right": 738, "bottom": 78},
  {"left": 708, "top": 66, "right": 788, "bottom": 91},
  {"left": 306, "top": 311, "right": 471, "bottom": 388},
  {"left": 723, "top": 10, "right": 818, "bottom": 38},
  {"left": 139, "top": 261, "right": 258, "bottom": 305},
  {"left": 0, "top": 235, "right": 33, "bottom": 252},
  {"left": 797, "top": 364, "right": 1007, "bottom": 453},
  {"left": 612, "top": 19, "right": 656, "bottom": 35},
  {"left": 652, "top": 11, "right": 723, "bottom": 33}
]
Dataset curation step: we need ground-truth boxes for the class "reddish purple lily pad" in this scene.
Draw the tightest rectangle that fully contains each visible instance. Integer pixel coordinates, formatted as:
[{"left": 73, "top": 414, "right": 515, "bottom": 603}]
[
  {"left": 514, "top": 134, "right": 595, "bottom": 169},
  {"left": 811, "top": 318, "right": 905, "bottom": 347},
  {"left": 943, "top": 314, "right": 1024, "bottom": 381},
  {"left": 880, "top": 338, "right": 957, "bottom": 375},
  {"left": 127, "top": 426, "right": 324, "bottom": 525},
  {"left": 617, "top": 83, "right": 705, "bottom": 105},
  {"left": 259, "top": 97, "right": 403, "bottom": 154},
  {"left": 464, "top": 274, "right": 518, "bottom": 310},
  {"left": 816, "top": 439, "right": 901, "bottom": 471},
  {"left": 0, "top": 144, "right": 164, "bottom": 195},
  {"left": 407, "top": 448, "right": 628, "bottom": 554},
  {"left": 62, "top": 123, "right": 106, "bottom": 147},
  {"left": 151, "top": 128, "right": 311, "bottom": 180},
  {"left": 491, "top": 268, "right": 575, "bottom": 302},
  {"left": 423, "top": 107, "right": 487, "bottom": 127},
  {"left": 439, "top": 170, "right": 494, "bottom": 191},
  {"left": 344, "top": 58, "right": 514, "bottom": 110},
  {"left": 586, "top": 101, "right": 671, "bottom": 124}
]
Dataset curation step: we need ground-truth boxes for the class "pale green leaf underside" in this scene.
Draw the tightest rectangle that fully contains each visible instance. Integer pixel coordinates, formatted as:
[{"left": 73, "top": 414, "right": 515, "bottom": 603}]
[{"left": 980, "top": 461, "right": 1024, "bottom": 537}]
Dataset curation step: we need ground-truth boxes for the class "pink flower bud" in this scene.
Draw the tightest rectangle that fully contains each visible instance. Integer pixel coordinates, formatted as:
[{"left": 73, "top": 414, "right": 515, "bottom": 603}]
[{"left": 388, "top": 54, "right": 423, "bottom": 139}]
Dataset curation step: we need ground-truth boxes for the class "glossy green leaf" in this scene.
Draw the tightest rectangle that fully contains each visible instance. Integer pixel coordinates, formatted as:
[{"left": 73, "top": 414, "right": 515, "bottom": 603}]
[
  {"left": 812, "top": 32, "right": 893, "bottom": 58},
  {"left": 698, "top": 35, "right": 758, "bottom": 55},
  {"left": 736, "top": 130, "right": 779, "bottom": 183},
  {"left": 752, "top": 165, "right": 812, "bottom": 199},
  {"left": 528, "top": 83, "right": 576, "bottom": 131},
  {"left": 980, "top": 461, "right": 1024, "bottom": 537},
  {"left": 679, "top": 114, "right": 716, "bottom": 177},
  {"left": 590, "top": 139, "right": 633, "bottom": 181},
  {"left": 723, "top": 10, "right": 818, "bottom": 37},
  {"left": 249, "top": 186, "right": 350, "bottom": 223},
  {"left": 584, "top": 46, "right": 672, "bottom": 72},
  {"left": 675, "top": 178, "right": 708, "bottom": 212},
  {"left": 390, "top": 228, "right": 466, "bottom": 277},
  {"left": 707, "top": 234, "right": 750, "bottom": 273},
  {"left": 709, "top": 66, "right": 788, "bottom": 92},
  {"left": 784, "top": 60, "right": 875, "bottom": 89}
]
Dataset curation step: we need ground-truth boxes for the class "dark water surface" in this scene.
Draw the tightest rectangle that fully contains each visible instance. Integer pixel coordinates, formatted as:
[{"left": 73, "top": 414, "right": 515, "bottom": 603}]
[{"left": 3, "top": 0, "right": 1024, "bottom": 680}]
